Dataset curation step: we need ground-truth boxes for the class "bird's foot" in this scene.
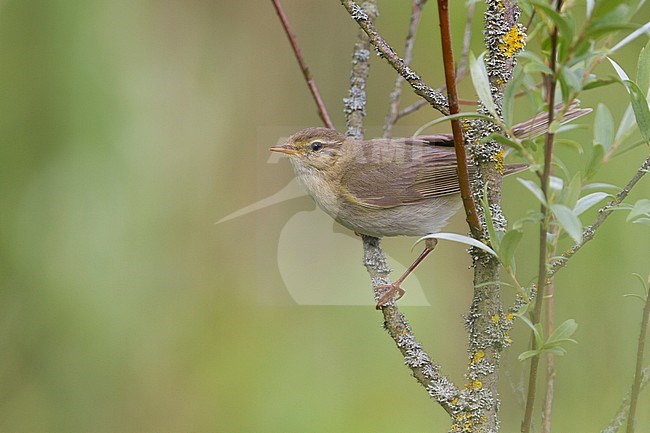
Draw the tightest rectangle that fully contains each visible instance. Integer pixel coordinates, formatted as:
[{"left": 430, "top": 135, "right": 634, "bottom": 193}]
[{"left": 374, "top": 283, "right": 406, "bottom": 310}]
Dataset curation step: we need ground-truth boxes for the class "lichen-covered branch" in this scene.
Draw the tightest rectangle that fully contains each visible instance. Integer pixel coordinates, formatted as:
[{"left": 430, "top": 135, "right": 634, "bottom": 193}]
[
  {"left": 547, "top": 154, "right": 650, "bottom": 279},
  {"left": 361, "top": 235, "right": 458, "bottom": 416},
  {"left": 340, "top": 0, "right": 450, "bottom": 116},
  {"left": 459, "top": 1, "right": 526, "bottom": 432}
]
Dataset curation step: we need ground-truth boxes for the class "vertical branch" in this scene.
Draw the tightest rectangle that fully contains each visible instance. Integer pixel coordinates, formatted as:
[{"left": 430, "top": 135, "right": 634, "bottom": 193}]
[
  {"left": 627, "top": 283, "right": 650, "bottom": 433},
  {"left": 522, "top": 1, "right": 563, "bottom": 432},
  {"left": 271, "top": 0, "right": 334, "bottom": 129},
  {"left": 383, "top": 0, "right": 426, "bottom": 138},
  {"left": 542, "top": 278, "right": 556, "bottom": 433},
  {"left": 436, "top": 0, "right": 481, "bottom": 238},
  {"left": 464, "top": 0, "right": 526, "bottom": 431}
]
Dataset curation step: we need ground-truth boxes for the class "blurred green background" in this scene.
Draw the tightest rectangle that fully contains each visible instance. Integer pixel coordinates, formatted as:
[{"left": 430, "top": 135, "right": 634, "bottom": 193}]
[{"left": 0, "top": 1, "right": 648, "bottom": 431}]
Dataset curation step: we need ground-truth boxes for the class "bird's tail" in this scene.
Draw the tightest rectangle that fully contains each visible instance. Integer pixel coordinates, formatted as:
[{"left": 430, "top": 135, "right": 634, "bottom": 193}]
[{"left": 511, "top": 99, "right": 592, "bottom": 139}]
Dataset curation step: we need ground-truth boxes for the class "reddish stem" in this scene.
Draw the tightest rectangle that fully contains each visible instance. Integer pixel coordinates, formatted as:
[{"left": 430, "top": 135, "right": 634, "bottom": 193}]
[{"left": 271, "top": 0, "right": 334, "bottom": 129}]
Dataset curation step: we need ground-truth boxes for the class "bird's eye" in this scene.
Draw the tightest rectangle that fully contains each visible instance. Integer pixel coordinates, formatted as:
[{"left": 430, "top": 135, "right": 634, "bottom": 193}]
[{"left": 310, "top": 141, "right": 323, "bottom": 151}]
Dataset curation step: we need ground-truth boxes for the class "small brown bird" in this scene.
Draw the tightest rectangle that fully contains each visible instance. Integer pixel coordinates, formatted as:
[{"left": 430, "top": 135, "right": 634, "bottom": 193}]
[{"left": 270, "top": 104, "right": 590, "bottom": 307}]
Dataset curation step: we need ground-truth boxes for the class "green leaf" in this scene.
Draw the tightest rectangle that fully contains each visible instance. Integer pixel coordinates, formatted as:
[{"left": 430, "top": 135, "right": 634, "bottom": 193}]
[
  {"left": 561, "top": 66, "right": 583, "bottom": 92},
  {"left": 609, "top": 21, "right": 650, "bottom": 54},
  {"left": 415, "top": 233, "right": 498, "bottom": 256},
  {"left": 549, "top": 176, "right": 564, "bottom": 192},
  {"left": 518, "top": 350, "right": 541, "bottom": 361},
  {"left": 586, "top": 0, "right": 595, "bottom": 18},
  {"left": 608, "top": 56, "right": 630, "bottom": 81},
  {"left": 530, "top": 0, "right": 574, "bottom": 43},
  {"left": 547, "top": 319, "right": 578, "bottom": 343},
  {"left": 637, "top": 40, "right": 650, "bottom": 96},
  {"left": 543, "top": 346, "right": 568, "bottom": 356},
  {"left": 470, "top": 52, "right": 498, "bottom": 118},
  {"left": 480, "top": 184, "right": 502, "bottom": 251},
  {"left": 551, "top": 204, "right": 583, "bottom": 244},
  {"left": 518, "top": 178, "right": 548, "bottom": 206},
  {"left": 585, "top": 145, "right": 604, "bottom": 179},
  {"left": 616, "top": 104, "right": 637, "bottom": 142},
  {"left": 574, "top": 192, "right": 610, "bottom": 215},
  {"left": 626, "top": 198, "right": 650, "bottom": 222},
  {"left": 485, "top": 133, "right": 524, "bottom": 152},
  {"left": 624, "top": 80, "right": 650, "bottom": 143},
  {"left": 555, "top": 138, "right": 584, "bottom": 154},
  {"left": 593, "top": 103, "right": 615, "bottom": 153},
  {"left": 583, "top": 182, "right": 619, "bottom": 191},
  {"left": 562, "top": 173, "right": 582, "bottom": 209},
  {"left": 498, "top": 229, "right": 523, "bottom": 270}
]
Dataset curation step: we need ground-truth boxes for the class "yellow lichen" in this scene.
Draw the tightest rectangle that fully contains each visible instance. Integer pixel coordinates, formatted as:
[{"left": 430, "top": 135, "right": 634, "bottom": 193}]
[
  {"left": 505, "top": 334, "right": 513, "bottom": 344},
  {"left": 505, "top": 312, "right": 514, "bottom": 322},
  {"left": 492, "top": 148, "right": 505, "bottom": 174},
  {"left": 471, "top": 379, "right": 483, "bottom": 390},
  {"left": 472, "top": 350, "right": 485, "bottom": 363},
  {"left": 498, "top": 25, "right": 526, "bottom": 58},
  {"left": 491, "top": 314, "right": 500, "bottom": 324}
]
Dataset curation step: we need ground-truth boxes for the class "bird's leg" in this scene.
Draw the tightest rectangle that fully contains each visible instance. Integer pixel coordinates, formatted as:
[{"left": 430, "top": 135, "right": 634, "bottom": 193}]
[{"left": 375, "top": 238, "right": 438, "bottom": 309}]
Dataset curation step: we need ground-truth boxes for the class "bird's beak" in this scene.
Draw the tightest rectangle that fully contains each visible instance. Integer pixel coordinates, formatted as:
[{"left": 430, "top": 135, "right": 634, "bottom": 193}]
[{"left": 269, "top": 144, "right": 299, "bottom": 155}]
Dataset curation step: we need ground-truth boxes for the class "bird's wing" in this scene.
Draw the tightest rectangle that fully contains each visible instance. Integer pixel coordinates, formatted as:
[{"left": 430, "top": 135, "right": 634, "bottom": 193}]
[{"left": 339, "top": 139, "right": 463, "bottom": 209}]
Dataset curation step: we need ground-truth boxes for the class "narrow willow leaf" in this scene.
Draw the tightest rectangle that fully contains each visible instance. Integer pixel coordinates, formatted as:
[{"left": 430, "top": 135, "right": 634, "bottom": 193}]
[
  {"left": 563, "top": 173, "right": 582, "bottom": 209},
  {"left": 624, "top": 80, "right": 650, "bottom": 143},
  {"left": 415, "top": 233, "right": 498, "bottom": 256},
  {"left": 498, "top": 230, "right": 523, "bottom": 270},
  {"left": 484, "top": 133, "right": 524, "bottom": 152},
  {"left": 531, "top": 0, "right": 574, "bottom": 43},
  {"left": 518, "top": 350, "right": 541, "bottom": 361},
  {"left": 626, "top": 198, "right": 650, "bottom": 222},
  {"left": 609, "top": 21, "right": 650, "bottom": 54},
  {"left": 637, "top": 40, "right": 650, "bottom": 96},
  {"left": 583, "top": 182, "right": 619, "bottom": 191},
  {"left": 480, "top": 184, "right": 502, "bottom": 251},
  {"left": 551, "top": 204, "right": 583, "bottom": 244},
  {"left": 561, "top": 67, "right": 583, "bottom": 92},
  {"left": 548, "top": 319, "right": 578, "bottom": 343},
  {"left": 549, "top": 176, "right": 564, "bottom": 192},
  {"left": 470, "top": 52, "right": 498, "bottom": 118},
  {"left": 574, "top": 192, "right": 610, "bottom": 215},
  {"left": 586, "top": 0, "right": 594, "bottom": 18},
  {"left": 518, "top": 178, "right": 548, "bottom": 206},
  {"left": 585, "top": 145, "right": 604, "bottom": 179},
  {"left": 616, "top": 103, "right": 637, "bottom": 141},
  {"left": 593, "top": 103, "right": 615, "bottom": 152},
  {"left": 608, "top": 56, "right": 630, "bottom": 81}
]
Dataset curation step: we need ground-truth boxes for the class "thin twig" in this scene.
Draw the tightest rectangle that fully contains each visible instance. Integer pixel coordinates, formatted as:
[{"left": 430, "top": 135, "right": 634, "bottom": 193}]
[
  {"left": 522, "top": 1, "right": 562, "bottom": 431},
  {"left": 547, "top": 154, "right": 650, "bottom": 278},
  {"left": 436, "top": 0, "right": 480, "bottom": 237},
  {"left": 394, "top": 4, "right": 474, "bottom": 124},
  {"left": 383, "top": 0, "right": 427, "bottom": 138},
  {"left": 627, "top": 281, "right": 650, "bottom": 433},
  {"left": 340, "top": 0, "right": 450, "bottom": 115},
  {"left": 271, "top": 0, "right": 334, "bottom": 129},
  {"left": 455, "top": 2, "right": 476, "bottom": 80},
  {"left": 542, "top": 277, "right": 556, "bottom": 433}
]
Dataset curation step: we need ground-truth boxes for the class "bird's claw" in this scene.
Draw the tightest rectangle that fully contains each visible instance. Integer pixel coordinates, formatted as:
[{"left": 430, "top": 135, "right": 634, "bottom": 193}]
[{"left": 375, "top": 283, "right": 406, "bottom": 309}]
